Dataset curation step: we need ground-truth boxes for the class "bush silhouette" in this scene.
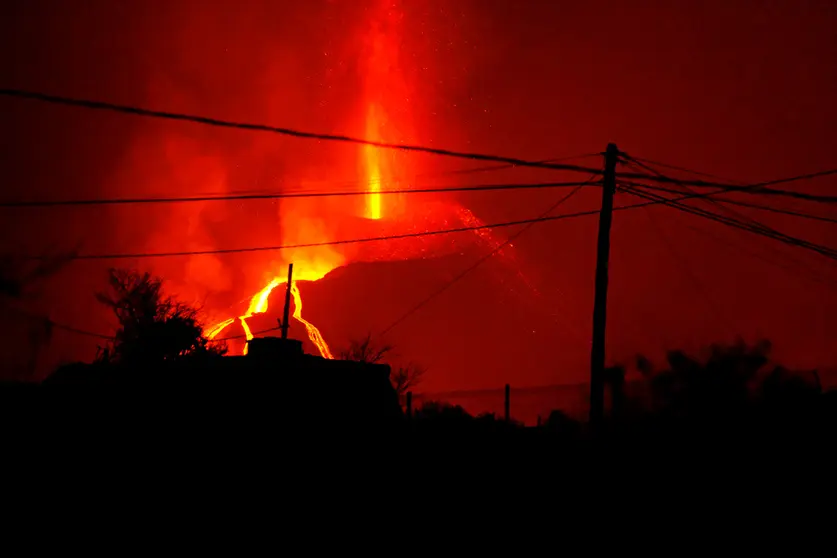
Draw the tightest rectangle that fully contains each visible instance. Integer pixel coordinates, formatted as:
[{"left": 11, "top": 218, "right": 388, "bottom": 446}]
[
  {"left": 95, "top": 268, "right": 226, "bottom": 364},
  {"left": 341, "top": 332, "right": 425, "bottom": 400}
]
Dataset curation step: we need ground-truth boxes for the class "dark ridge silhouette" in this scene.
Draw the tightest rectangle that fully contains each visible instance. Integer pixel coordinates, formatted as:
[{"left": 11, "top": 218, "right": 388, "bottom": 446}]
[
  {"left": 94, "top": 268, "right": 227, "bottom": 364},
  {"left": 0, "top": 336, "right": 404, "bottom": 455},
  {"left": 399, "top": 340, "right": 835, "bottom": 465},
  {"left": 0, "top": 268, "right": 406, "bottom": 454},
  {"left": 0, "top": 263, "right": 832, "bottom": 471},
  {"left": 0, "top": 334, "right": 833, "bottom": 481}
]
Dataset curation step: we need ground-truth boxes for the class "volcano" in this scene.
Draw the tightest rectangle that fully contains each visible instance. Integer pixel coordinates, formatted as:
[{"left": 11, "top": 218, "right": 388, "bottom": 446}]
[
  {"left": 205, "top": 195, "right": 531, "bottom": 352},
  {"left": 197, "top": 0, "right": 589, "bottom": 398},
  {"left": 230, "top": 242, "right": 589, "bottom": 396}
]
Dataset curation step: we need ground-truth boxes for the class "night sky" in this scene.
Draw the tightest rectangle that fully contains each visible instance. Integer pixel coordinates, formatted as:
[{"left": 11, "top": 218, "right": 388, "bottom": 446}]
[{"left": 1, "top": 0, "right": 835, "bottom": 404}]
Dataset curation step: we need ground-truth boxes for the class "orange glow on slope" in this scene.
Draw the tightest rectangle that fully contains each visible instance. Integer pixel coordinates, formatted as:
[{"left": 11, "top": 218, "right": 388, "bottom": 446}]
[{"left": 455, "top": 206, "right": 539, "bottom": 298}]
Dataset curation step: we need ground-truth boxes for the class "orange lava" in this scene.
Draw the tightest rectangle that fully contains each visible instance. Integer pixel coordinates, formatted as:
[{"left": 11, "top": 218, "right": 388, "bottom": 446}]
[
  {"left": 208, "top": 262, "right": 338, "bottom": 359},
  {"left": 206, "top": 317, "right": 235, "bottom": 340},
  {"left": 291, "top": 282, "right": 333, "bottom": 359},
  {"left": 237, "top": 278, "right": 280, "bottom": 355},
  {"left": 204, "top": 0, "right": 533, "bottom": 358}
]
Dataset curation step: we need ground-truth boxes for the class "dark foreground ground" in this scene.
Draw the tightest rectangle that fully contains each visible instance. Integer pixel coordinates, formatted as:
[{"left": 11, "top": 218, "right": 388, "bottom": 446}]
[{"left": 2, "top": 381, "right": 834, "bottom": 465}]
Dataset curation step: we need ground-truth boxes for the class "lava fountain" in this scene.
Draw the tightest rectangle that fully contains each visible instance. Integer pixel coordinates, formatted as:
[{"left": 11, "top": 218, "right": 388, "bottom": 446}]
[
  {"left": 206, "top": 2, "right": 407, "bottom": 357},
  {"left": 363, "top": 103, "right": 384, "bottom": 221}
]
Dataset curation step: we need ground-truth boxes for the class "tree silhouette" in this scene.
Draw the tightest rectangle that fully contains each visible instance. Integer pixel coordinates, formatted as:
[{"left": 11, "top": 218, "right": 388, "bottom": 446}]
[
  {"left": 95, "top": 268, "right": 226, "bottom": 364},
  {"left": 341, "top": 332, "right": 426, "bottom": 398},
  {"left": 390, "top": 363, "right": 426, "bottom": 398},
  {"left": 340, "top": 332, "right": 393, "bottom": 364},
  {"left": 633, "top": 339, "right": 820, "bottom": 424}
]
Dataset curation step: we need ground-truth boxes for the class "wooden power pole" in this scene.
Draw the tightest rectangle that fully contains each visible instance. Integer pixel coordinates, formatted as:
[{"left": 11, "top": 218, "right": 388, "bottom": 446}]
[
  {"left": 589, "top": 143, "right": 619, "bottom": 429},
  {"left": 504, "top": 383, "right": 511, "bottom": 423},
  {"left": 280, "top": 263, "right": 294, "bottom": 340}
]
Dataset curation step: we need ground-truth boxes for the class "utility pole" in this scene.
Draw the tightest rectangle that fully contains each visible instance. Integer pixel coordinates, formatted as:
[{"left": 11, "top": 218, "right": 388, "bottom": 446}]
[
  {"left": 504, "top": 383, "right": 511, "bottom": 423},
  {"left": 280, "top": 263, "right": 294, "bottom": 340},
  {"left": 589, "top": 143, "right": 619, "bottom": 429}
]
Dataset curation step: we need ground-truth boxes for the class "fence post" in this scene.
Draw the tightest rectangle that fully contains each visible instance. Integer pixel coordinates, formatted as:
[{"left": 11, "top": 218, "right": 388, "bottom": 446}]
[{"left": 504, "top": 383, "right": 510, "bottom": 422}]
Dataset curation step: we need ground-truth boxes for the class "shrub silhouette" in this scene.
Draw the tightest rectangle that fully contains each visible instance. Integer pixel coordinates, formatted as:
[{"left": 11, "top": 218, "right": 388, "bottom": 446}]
[
  {"left": 627, "top": 339, "right": 824, "bottom": 443},
  {"left": 341, "top": 332, "right": 425, "bottom": 399},
  {"left": 95, "top": 268, "right": 226, "bottom": 364}
]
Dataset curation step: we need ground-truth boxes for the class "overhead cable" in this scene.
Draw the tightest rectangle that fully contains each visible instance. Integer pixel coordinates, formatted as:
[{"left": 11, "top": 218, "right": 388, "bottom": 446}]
[{"left": 0, "top": 88, "right": 601, "bottom": 175}]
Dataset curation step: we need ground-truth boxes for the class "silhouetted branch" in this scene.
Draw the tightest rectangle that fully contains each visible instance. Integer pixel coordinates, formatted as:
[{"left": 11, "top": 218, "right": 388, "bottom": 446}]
[
  {"left": 96, "top": 268, "right": 226, "bottom": 364},
  {"left": 341, "top": 333, "right": 426, "bottom": 397},
  {"left": 340, "top": 332, "right": 393, "bottom": 364},
  {"left": 391, "top": 363, "right": 426, "bottom": 398}
]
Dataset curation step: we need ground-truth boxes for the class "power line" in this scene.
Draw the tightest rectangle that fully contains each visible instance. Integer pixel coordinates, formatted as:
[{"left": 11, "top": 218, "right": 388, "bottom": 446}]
[
  {"left": 626, "top": 173, "right": 837, "bottom": 282},
  {"left": 622, "top": 153, "right": 739, "bottom": 183},
  {"left": 6, "top": 86, "right": 836, "bottom": 202},
  {"left": 75, "top": 152, "right": 595, "bottom": 202},
  {"left": 628, "top": 169, "right": 837, "bottom": 202},
  {"left": 0, "top": 152, "right": 601, "bottom": 207},
  {"left": 616, "top": 154, "right": 837, "bottom": 201},
  {"left": 5, "top": 86, "right": 835, "bottom": 203},
  {"left": 0, "top": 180, "right": 597, "bottom": 208},
  {"left": 623, "top": 154, "right": 837, "bottom": 328},
  {"left": 3, "top": 304, "right": 114, "bottom": 340},
  {"left": 639, "top": 205, "right": 730, "bottom": 329},
  {"left": 621, "top": 156, "right": 783, "bottom": 239},
  {"left": 37, "top": 180, "right": 837, "bottom": 340},
  {"left": 214, "top": 325, "right": 279, "bottom": 343},
  {"left": 624, "top": 183, "right": 837, "bottom": 259},
  {"left": 636, "top": 183, "right": 837, "bottom": 225},
  {"left": 605, "top": 153, "right": 837, "bottom": 294},
  {"left": 624, "top": 155, "right": 832, "bottom": 255},
  {"left": 679, "top": 221, "right": 837, "bottom": 290},
  {"left": 715, "top": 197, "right": 837, "bottom": 225},
  {"left": 619, "top": 183, "right": 837, "bottom": 262},
  {"left": 435, "top": 153, "right": 601, "bottom": 177},
  {"left": 627, "top": 181, "right": 837, "bottom": 286},
  {"left": 28, "top": 171, "right": 789, "bottom": 261},
  {"left": 51, "top": 321, "right": 112, "bottom": 340},
  {"left": 36, "top": 208, "right": 603, "bottom": 261},
  {"left": 378, "top": 181, "right": 593, "bottom": 337},
  {"left": 0, "top": 88, "right": 602, "bottom": 176},
  {"left": 208, "top": 153, "right": 603, "bottom": 198}
]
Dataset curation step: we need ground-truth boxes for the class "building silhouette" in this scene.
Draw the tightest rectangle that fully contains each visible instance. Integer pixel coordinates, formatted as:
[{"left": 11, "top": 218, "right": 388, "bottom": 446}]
[{"left": 2, "top": 336, "right": 404, "bottom": 448}]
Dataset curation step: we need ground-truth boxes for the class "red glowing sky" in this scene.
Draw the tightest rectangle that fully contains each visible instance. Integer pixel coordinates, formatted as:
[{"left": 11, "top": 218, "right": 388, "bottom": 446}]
[{"left": 1, "top": 0, "right": 835, "bottom": 392}]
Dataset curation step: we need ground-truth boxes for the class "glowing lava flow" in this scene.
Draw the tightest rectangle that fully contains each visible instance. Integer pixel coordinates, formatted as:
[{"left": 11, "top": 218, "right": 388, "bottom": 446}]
[
  {"left": 207, "top": 318, "right": 235, "bottom": 340},
  {"left": 237, "top": 278, "right": 281, "bottom": 355},
  {"left": 208, "top": 271, "right": 334, "bottom": 359},
  {"left": 205, "top": 0, "right": 538, "bottom": 360},
  {"left": 290, "top": 282, "right": 333, "bottom": 359}
]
